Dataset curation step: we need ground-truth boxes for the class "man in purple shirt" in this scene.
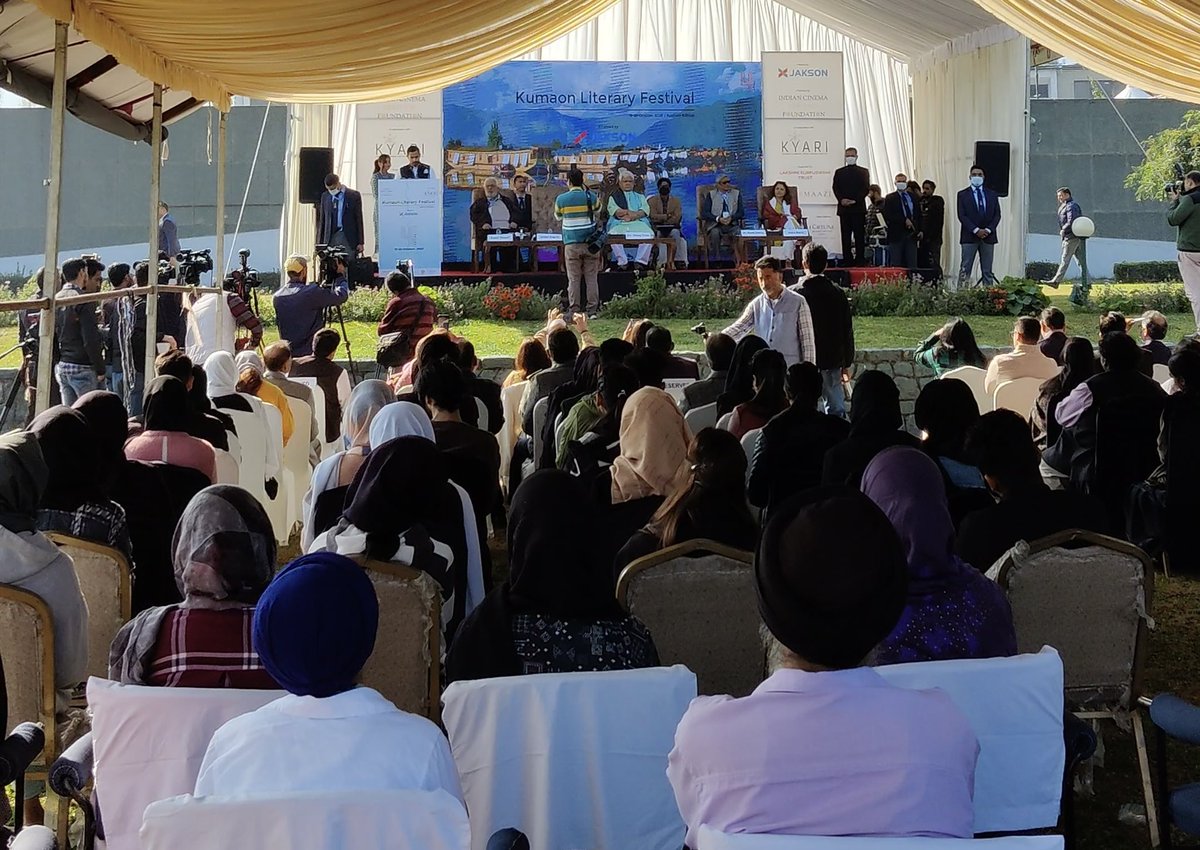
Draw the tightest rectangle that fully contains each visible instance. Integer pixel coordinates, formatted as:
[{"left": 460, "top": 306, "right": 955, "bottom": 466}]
[{"left": 667, "top": 487, "right": 979, "bottom": 846}]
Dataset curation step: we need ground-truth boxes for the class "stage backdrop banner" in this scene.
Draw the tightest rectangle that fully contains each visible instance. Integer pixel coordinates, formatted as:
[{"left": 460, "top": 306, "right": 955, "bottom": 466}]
[
  {"left": 441, "top": 60, "right": 763, "bottom": 263},
  {"left": 762, "top": 51, "right": 845, "bottom": 256},
  {"left": 357, "top": 94, "right": 444, "bottom": 259},
  {"left": 377, "top": 178, "right": 443, "bottom": 277}
]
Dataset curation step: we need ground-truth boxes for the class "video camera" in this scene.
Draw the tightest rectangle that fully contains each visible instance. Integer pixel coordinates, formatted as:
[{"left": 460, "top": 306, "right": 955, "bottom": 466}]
[
  {"left": 1164, "top": 163, "right": 1187, "bottom": 198},
  {"left": 160, "top": 249, "right": 214, "bottom": 285},
  {"left": 222, "top": 247, "right": 262, "bottom": 294},
  {"left": 315, "top": 244, "right": 350, "bottom": 287}
]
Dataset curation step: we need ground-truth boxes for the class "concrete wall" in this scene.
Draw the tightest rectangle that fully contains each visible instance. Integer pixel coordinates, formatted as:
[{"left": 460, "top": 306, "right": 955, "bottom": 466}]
[{"left": 0, "top": 105, "right": 286, "bottom": 270}]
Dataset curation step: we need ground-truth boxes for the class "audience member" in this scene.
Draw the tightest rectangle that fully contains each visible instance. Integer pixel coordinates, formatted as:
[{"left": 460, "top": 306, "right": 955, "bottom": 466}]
[
  {"left": 536, "top": 347, "right": 602, "bottom": 470},
  {"left": 503, "top": 337, "right": 552, "bottom": 388},
  {"left": 519, "top": 327, "right": 580, "bottom": 435},
  {"left": 722, "top": 256, "right": 816, "bottom": 367},
  {"left": 1140, "top": 310, "right": 1172, "bottom": 367},
  {"left": 263, "top": 341, "right": 321, "bottom": 465},
  {"left": 681, "top": 332, "right": 735, "bottom": 413},
  {"left": 957, "top": 409, "right": 1108, "bottom": 572},
  {"left": 822, "top": 370, "right": 920, "bottom": 487},
  {"left": 615, "top": 428, "right": 757, "bottom": 572},
  {"left": 104, "top": 261, "right": 165, "bottom": 416},
  {"left": 205, "top": 351, "right": 281, "bottom": 498},
  {"left": 667, "top": 487, "right": 977, "bottom": 844},
  {"left": 458, "top": 340, "right": 503, "bottom": 435},
  {"left": 109, "top": 485, "right": 278, "bottom": 687},
  {"left": 377, "top": 270, "right": 437, "bottom": 362},
  {"left": 624, "top": 318, "right": 656, "bottom": 349},
  {"left": 123, "top": 376, "right": 219, "bottom": 483},
  {"left": 862, "top": 447, "right": 1017, "bottom": 664},
  {"left": 180, "top": 265, "right": 264, "bottom": 366},
  {"left": 912, "top": 379, "right": 991, "bottom": 524},
  {"left": 1096, "top": 311, "right": 1153, "bottom": 376},
  {"left": 446, "top": 471, "right": 660, "bottom": 683},
  {"left": 155, "top": 351, "right": 232, "bottom": 452},
  {"left": 237, "top": 351, "right": 296, "bottom": 447},
  {"left": 914, "top": 317, "right": 988, "bottom": 376},
  {"left": 717, "top": 335, "right": 769, "bottom": 416},
  {"left": 1031, "top": 337, "right": 1094, "bottom": 453},
  {"left": 194, "top": 552, "right": 463, "bottom": 801},
  {"left": 645, "top": 327, "right": 700, "bottom": 380},
  {"left": 291, "top": 328, "right": 352, "bottom": 443},
  {"left": 790, "top": 243, "right": 855, "bottom": 417},
  {"left": 1039, "top": 307, "right": 1068, "bottom": 364},
  {"left": 729, "top": 349, "right": 788, "bottom": 439},
  {"left": 983, "top": 317, "right": 1060, "bottom": 396},
  {"left": 30, "top": 405, "right": 133, "bottom": 560},
  {"left": 302, "top": 380, "right": 394, "bottom": 549},
  {"left": 561, "top": 363, "right": 640, "bottom": 477},
  {"left": 54, "top": 256, "right": 107, "bottom": 404},
  {"left": 748, "top": 363, "right": 849, "bottom": 514}
]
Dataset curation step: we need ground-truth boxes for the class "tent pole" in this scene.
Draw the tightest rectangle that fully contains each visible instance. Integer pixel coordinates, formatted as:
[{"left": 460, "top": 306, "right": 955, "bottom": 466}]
[
  {"left": 215, "top": 110, "right": 228, "bottom": 278},
  {"left": 144, "top": 83, "right": 163, "bottom": 379},
  {"left": 34, "top": 21, "right": 69, "bottom": 416}
]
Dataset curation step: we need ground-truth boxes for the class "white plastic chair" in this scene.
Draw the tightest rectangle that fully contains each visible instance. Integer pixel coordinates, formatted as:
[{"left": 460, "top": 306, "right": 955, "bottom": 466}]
[
  {"left": 685, "top": 402, "right": 719, "bottom": 433},
  {"left": 86, "top": 677, "right": 283, "bottom": 850},
  {"left": 1153, "top": 363, "right": 1170, "bottom": 384},
  {"left": 292, "top": 377, "right": 336, "bottom": 457},
  {"left": 529, "top": 396, "right": 550, "bottom": 469},
  {"left": 716, "top": 411, "right": 734, "bottom": 431},
  {"left": 224, "top": 409, "right": 268, "bottom": 507},
  {"left": 993, "top": 377, "right": 1044, "bottom": 421},
  {"left": 285, "top": 395, "right": 314, "bottom": 526},
  {"left": 740, "top": 428, "right": 760, "bottom": 464},
  {"left": 875, "top": 648, "right": 1066, "bottom": 834},
  {"left": 664, "top": 377, "right": 696, "bottom": 405},
  {"left": 475, "top": 396, "right": 489, "bottom": 432},
  {"left": 260, "top": 402, "right": 292, "bottom": 543},
  {"left": 212, "top": 448, "right": 239, "bottom": 485},
  {"left": 141, "top": 789, "right": 470, "bottom": 850},
  {"left": 442, "top": 666, "right": 697, "bottom": 850},
  {"left": 695, "top": 829, "right": 1063, "bottom": 850},
  {"left": 498, "top": 382, "right": 526, "bottom": 488},
  {"left": 942, "top": 365, "right": 991, "bottom": 413}
]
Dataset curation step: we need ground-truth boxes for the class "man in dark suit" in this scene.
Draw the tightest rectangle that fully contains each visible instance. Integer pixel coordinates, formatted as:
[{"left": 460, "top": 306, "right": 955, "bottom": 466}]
[
  {"left": 917, "top": 180, "right": 945, "bottom": 281},
  {"left": 956, "top": 164, "right": 1001, "bottom": 287},
  {"left": 317, "top": 173, "right": 365, "bottom": 256},
  {"left": 506, "top": 173, "right": 535, "bottom": 231},
  {"left": 470, "top": 177, "right": 517, "bottom": 271},
  {"left": 789, "top": 243, "right": 854, "bottom": 418},
  {"left": 832, "top": 147, "right": 870, "bottom": 266},
  {"left": 882, "top": 172, "right": 921, "bottom": 271},
  {"left": 399, "top": 145, "right": 433, "bottom": 179}
]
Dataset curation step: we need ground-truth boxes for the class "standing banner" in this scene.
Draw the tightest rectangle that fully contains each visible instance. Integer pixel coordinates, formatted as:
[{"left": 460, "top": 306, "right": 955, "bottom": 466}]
[
  {"left": 377, "top": 179, "right": 443, "bottom": 276},
  {"left": 762, "top": 52, "right": 845, "bottom": 255},
  {"left": 357, "top": 94, "right": 443, "bottom": 259}
]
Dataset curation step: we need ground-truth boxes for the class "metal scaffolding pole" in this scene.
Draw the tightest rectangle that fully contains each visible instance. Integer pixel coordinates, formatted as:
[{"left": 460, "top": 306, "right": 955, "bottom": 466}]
[
  {"left": 143, "top": 83, "right": 164, "bottom": 379},
  {"left": 34, "top": 21, "right": 68, "bottom": 416},
  {"left": 214, "top": 109, "right": 229, "bottom": 346}
]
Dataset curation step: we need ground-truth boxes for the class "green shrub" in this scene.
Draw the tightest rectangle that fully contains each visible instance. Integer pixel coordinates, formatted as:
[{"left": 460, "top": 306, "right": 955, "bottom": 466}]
[
  {"left": 600, "top": 271, "right": 754, "bottom": 320},
  {"left": 0, "top": 278, "right": 39, "bottom": 328},
  {"left": 848, "top": 278, "right": 1046, "bottom": 318},
  {"left": 426, "top": 280, "right": 557, "bottom": 321},
  {"left": 1089, "top": 283, "right": 1192, "bottom": 314},
  {"left": 1113, "top": 261, "right": 1180, "bottom": 283},
  {"left": 1025, "top": 261, "right": 1058, "bottom": 281},
  {"left": 998, "top": 278, "right": 1051, "bottom": 316}
]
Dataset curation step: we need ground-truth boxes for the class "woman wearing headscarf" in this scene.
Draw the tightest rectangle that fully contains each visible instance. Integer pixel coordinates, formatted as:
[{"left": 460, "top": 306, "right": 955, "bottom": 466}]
[
  {"left": 108, "top": 485, "right": 279, "bottom": 687},
  {"left": 821, "top": 370, "right": 919, "bottom": 488},
  {"left": 205, "top": 351, "right": 281, "bottom": 497},
  {"left": 447, "top": 471, "right": 659, "bottom": 683},
  {"left": 1032, "top": 336, "right": 1095, "bottom": 452},
  {"left": 30, "top": 405, "right": 134, "bottom": 560},
  {"left": 193, "top": 553, "right": 463, "bottom": 801},
  {"left": 862, "top": 447, "right": 1016, "bottom": 665},
  {"left": 913, "top": 379, "right": 992, "bottom": 526},
  {"left": 123, "top": 376, "right": 218, "bottom": 483},
  {"left": 728, "top": 348, "right": 788, "bottom": 439},
  {"left": 188, "top": 363, "right": 237, "bottom": 453},
  {"left": 301, "top": 379, "right": 393, "bottom": 550},
  {"left": 717, "top": 335, "right": 769, "bottom": 417},
  {"left": 561, "top": 363, "right": 640, "bottom": 478},
  {"left": 236, "top": 350, "right": 294, "bottom": 446},
  {"left": 615, "top": 428, "right": 758, "bottom": 573}
]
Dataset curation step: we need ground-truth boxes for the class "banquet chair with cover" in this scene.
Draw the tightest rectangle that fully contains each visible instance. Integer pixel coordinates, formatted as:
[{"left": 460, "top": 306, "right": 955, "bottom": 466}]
[
  {"left": 223, "top": 409, "right": 268, "bottom": 507},
  {"left": 441, "top": 665, "right": 697, "bottom": 850},
  {"left": 0, "top": 586, "right": 70, "bottom": 843},
  {"left": 284, "top": 395, "right": 314, "bottom": 528},
  {"left": 685, "top": 402, "right": 718, "bottom": 433},
  {"left": 291, "top": 377, "right": 337, "bottom": 458},
  {"left": 260, "top": 402, "right": 293, "bottom": 544},
  {"left": 992, "top": 377, "right": 1043, "bottom": 421},
  {"left": 525, "top": 396, "right": 550, "bottom": 479},
  {"left": 942, "top": 366, "right": 991, "bottom": 413},
  {"left": 741, "top": 429, "right": 760, "bottom": 465},
  {"left": 354, "top": 558, "right": 443, "bottom": 722},
  {"left": 875, "top": 648, "right": 1065, "bottom": 835},
  {"left": 695, "top": 830, "right": 1065, "bottom": 849},
  {"left": 1153, "top": 363, "right": 1170, "bottom": 385},
  {"left": 498, "top": 382, "right": 526, "bottom": 490},
  {"left": 48, "top": 677, "right": 283, "bottom": 850},
  {"left": 44, "top": 534, "right": 131, "bottom": 683},
  {"left": 140, "top": 788, "right": 469, "bottom": 850},
  {"left": 989, "top": 530, "right": 1157, "bottom": 845},
  {"left": 212, "top": 449, "right": 239, "bottom": 485},
  {"left": 616, "top": 540, "right": 761, "bottom": 696},
  {"left": 716, "top": 411, "right": 734, "bottom": 431}
]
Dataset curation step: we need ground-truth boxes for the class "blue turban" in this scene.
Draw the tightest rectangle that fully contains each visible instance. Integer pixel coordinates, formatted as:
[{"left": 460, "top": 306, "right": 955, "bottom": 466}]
[{"left": 253, "top": 552, "right": 379, "bottom": 698}]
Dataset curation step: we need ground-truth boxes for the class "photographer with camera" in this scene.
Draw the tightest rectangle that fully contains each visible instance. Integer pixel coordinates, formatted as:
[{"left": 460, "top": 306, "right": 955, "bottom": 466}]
[
  {"left": 554, "top": 167, "right": 603, "bottom": 319},
  {"left": 183, "top": 251, "right": 264, "bottom": 364},
  {"left": 53, "top": 256, "right": 107, "bottom": 404},
  {"left": 273, "top": 253, "right": 349, "bottom": 358},
  {"left": 1168, "top": 170, "right": 1200, "bottom": 329}
]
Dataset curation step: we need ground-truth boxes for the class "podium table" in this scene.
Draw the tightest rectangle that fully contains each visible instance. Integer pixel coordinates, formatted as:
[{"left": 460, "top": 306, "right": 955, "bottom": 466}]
[{"left": 478, "top": 233, "right": 566, "bottom": 274}]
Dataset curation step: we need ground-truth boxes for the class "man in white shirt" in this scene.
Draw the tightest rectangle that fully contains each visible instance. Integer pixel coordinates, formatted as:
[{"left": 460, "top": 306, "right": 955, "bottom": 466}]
[
  {"left": 722, "top": 256, "right": 817, "bottom": 366},
  {"left": 195, "top": 552, "right": 464, "bottom": 801},
  {"left": 983, "top": 316, "right": 1061, "bottom": 396}
]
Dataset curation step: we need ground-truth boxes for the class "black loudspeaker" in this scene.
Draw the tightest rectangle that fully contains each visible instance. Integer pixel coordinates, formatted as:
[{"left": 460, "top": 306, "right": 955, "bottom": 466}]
[
  {"left": 973, "top": 141, "right": 1010, "bottom": 197},
  {"left": 298, "top": 147, "right": 334, "bottom": 205}
]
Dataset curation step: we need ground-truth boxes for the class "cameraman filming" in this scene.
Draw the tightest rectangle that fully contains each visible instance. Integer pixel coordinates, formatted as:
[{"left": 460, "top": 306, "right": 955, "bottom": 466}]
[
  {"left": 273, "top": 253, "right": 349, "bottom": 357},
  {"left": 1168, "top": 169, "right": 1200, "bottom": 330}
]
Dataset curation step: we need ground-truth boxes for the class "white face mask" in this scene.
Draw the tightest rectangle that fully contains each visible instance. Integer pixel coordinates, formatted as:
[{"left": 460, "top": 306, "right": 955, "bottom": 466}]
[
  {"left": 845, "top": 156, "right": 857, "bottom": 166},
  {"left": 328, "top": 187, "right": 340, "bottom": 197},
  {"left": 895, "top": 182, "right": 908, "bottom": 191},
  {"left": 970, "top": 175, "right": 985, "bottom": 188}
]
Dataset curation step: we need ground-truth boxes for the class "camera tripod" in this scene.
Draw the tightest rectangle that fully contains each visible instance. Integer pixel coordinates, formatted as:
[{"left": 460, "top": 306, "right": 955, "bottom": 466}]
[
  {"left": 0, "top": 346, "right": 29, "bottom": 431},
  {"left": 323, "top": 302, "right": 358, "bottom": 384}
]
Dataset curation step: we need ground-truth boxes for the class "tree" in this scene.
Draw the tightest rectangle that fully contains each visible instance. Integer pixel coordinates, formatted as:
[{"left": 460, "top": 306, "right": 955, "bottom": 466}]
[
  {"left": 446, "top": 137, "right": 463, "bottom": 147},
  {"left": 1125, "top": 110, "right": 1200, "bottom": 201},
  {"left": 487, "top": 121, "right": 504, "bottom": 149}
]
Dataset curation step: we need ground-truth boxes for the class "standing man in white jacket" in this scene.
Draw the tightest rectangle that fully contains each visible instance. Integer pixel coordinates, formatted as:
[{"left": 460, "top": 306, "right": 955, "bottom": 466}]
[{"left": 722, "top": 256, "right": 817, "bottom": 366}]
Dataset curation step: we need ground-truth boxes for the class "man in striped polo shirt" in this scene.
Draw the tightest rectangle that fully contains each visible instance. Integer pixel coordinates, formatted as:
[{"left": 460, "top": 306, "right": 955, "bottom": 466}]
[{"left": 554, "top": 167, "right": 602, "bottom": 319}]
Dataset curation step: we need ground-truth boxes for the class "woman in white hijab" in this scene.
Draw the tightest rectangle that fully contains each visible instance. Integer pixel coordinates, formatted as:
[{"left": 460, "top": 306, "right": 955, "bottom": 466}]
[
  {"left": 301, "top": 380, "right": 395, "bottom": 550},
  {"left": 204, "top": 351, "right": 282, "bottom": 489}
]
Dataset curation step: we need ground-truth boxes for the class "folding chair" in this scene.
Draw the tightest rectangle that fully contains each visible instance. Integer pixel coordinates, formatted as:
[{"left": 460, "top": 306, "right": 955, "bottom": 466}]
[
  {"left": 44, "top": 534, "right": 132, "bottom": 683},
  {"left": 685, "top": 402, "right": 719, "bottom": 433},
  {"left": 942, "top": 366, "right": 990, "bottom": 413},
  {"left": 993, "top": 377, "right": 1044, "bottom": 421}
]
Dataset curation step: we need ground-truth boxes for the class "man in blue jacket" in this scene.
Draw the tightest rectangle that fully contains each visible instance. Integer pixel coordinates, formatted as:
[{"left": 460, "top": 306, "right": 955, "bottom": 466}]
[
  {"left": 1045, "top": 187, "right": 1085, "bottom": 296},
  {"left": 956, "top": 164, "right": 1001, "bottom": 287},
  {"left": 273, "top": 255, "right": 349, "bottom": 357}
]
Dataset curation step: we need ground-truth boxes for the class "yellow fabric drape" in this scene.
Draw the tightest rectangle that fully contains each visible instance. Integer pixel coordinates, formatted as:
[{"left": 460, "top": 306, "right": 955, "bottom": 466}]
[
  {"left": 971, "top": 0, "right": 1200, "bottom": 104},
  {"left": 31, "top": 0, "right": 624, "bottom": 109}
]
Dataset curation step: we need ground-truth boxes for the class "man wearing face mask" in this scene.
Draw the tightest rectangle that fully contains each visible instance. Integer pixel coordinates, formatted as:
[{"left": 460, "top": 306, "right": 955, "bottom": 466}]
[
  {"left": 317, "top": 173, "right": 365, "bottom": 257},
  {"left": 648, "top": 177, "right": 687, "bottom": 269},
  {"left": 882, "top": 173, "right": 921, "bottom": 271},
  {"left": 956, "top": 164, "right": 1001, "bottom": 287},
  {"left": 832, "top": 148, "right": 871, "bottom": 266}
]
